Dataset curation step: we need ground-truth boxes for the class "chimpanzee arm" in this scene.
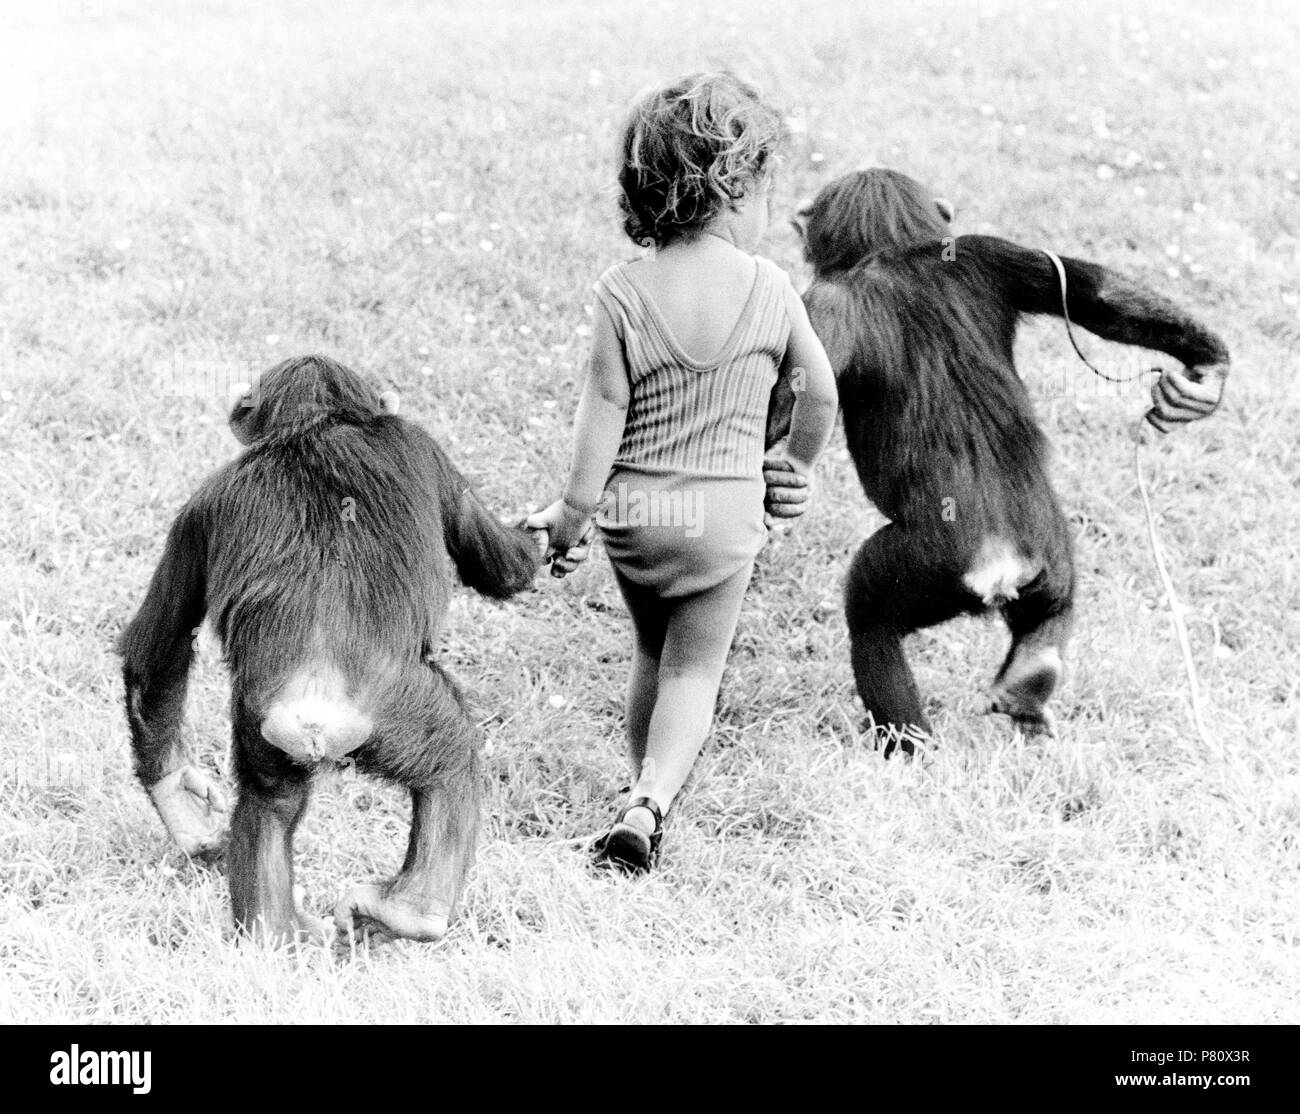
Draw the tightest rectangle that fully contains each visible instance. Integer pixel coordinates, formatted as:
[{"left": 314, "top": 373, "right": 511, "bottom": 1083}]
[
  {"left": 120, "top": 498, "right": 209, "bottom": 787},
  {"left": 413, "top": 429, "right": 541, "bottom": 599},
  {"left": 803, "top": 278, "right": 861, "bottom": 375},
  {"left": 962, "top": 234, "right": 1230, "bottom": 369},
  {"left": 768, "top": 278, "right": 856, "bottom": 447}
]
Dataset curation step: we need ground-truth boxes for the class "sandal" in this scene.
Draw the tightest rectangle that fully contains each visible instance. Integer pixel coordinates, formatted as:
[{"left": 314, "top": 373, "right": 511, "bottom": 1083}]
[{"left": 591, "top": 796, "right": 663, "bottom": 875}]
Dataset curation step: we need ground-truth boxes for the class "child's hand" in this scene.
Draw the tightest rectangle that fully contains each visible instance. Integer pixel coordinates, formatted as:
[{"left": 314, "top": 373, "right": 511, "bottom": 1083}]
[
  {"left": 526, "top": 500, "right": 595, "bottom": 577},
  {"left": 549, "top": 524, "right": 594, "bottom": 578},
  {"left": 527, "top": 499, "right": 590, "bottom": 553}
]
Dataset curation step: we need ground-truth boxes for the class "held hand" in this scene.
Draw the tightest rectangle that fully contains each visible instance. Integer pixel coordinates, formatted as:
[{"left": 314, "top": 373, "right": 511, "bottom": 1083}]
[
  {"left": 1146, "top": 362, "right": 1228, "bottom": 433},
  {"left": 762, "top": 454, "right": 812, "bottom": 529},
  {"left": 526, "top": 527, "right": 549, "bottom": 560},
  {"left": 548, "top": 523, "right": 594, "bottom": 578},
  {"left": 525, "top": 500, "right": 594, "bottom": 578}
]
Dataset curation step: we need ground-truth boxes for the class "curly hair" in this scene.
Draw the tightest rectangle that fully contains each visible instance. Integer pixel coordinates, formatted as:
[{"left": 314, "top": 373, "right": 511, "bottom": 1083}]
[{"left": 617, "top": 72, "right": 784, "bottom": 248}]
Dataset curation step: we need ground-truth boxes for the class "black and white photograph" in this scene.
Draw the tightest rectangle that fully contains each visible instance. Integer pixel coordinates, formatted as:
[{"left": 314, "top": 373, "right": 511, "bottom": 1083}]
[{"left": 1, "top": 0, "right": 1295, "bottom": 1053}]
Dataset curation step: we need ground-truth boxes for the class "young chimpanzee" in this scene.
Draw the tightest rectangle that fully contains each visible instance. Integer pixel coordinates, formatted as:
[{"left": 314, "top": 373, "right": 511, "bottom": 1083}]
[
  {"left": 120, "top": 355, "right": 542, "bottom": 945},
  {"left": 773, "top": 168, "right": 1230, "bottom": 752}
]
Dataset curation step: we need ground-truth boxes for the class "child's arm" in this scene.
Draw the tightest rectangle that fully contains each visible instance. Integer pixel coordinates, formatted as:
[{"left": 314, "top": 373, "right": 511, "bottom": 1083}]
[
  {"left": 529, "top": 301, "right": 630, "bottom": 554},
  {"left": 776, "top": 282, "right": 839, "bottom": 476}
]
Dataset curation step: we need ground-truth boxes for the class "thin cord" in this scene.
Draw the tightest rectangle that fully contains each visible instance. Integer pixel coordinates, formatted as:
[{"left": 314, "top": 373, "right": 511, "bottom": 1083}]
[
  {"left": 1043, "top": 250, "right": 1219, "bottom": 759},
  {"left": 1043, "top": 250, "right": 1151, "bottom": 384},
  {"left": 1131, "top": 417, "right": 1221, "bottom": 759}
]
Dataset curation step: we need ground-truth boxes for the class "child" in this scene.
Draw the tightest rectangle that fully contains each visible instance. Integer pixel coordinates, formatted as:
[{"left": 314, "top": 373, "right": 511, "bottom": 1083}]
[{"left": 529, "top": 72, "right": 838, "bottom": 873}]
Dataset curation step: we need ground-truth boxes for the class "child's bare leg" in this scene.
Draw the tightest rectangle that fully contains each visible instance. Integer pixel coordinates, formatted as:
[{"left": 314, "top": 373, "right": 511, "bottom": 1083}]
[
  {"left": 623, "top": 563, "right": 752, "bottom": 833},
  {"left": 625, "top": 646, "right": 657, "bottom": 773},
  {"left": 614, "top": 571, "right": 668, "bottom": 776}
]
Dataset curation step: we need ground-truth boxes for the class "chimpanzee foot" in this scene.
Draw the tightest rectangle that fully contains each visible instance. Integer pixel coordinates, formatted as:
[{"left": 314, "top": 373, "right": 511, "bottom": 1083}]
[
  {"left": 292, "top": 886, "right": 333, "bottom": 945},
  {"left": 1010, "top": 706, "right": 1058, "bottom": 739},
  {"left": 984, "top": 648, "right": 1062, "bottom": 737},
  {"left": 148, "top": 765, "right": 229, "bottom": 856},
  {"left": 332, "top": 883, "right": 449, "bottom": 946},
  {"left": 982, "top": 691, "right": 1059, "bottom": 738},
  {"left": 879, "top": 725, "right": 928, "bottom": 758}
]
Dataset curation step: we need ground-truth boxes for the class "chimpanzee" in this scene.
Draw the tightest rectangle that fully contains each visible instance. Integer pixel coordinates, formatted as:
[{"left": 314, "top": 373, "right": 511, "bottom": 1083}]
[
  {"left": 771, "top": 168, "right": 1230, "bottom": 752},
  {"left": 119, "top": 354, "right": 543, "bottom": 945}
]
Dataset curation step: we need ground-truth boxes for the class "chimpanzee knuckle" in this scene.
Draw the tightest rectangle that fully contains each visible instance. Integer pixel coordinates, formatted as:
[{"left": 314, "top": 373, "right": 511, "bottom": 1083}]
[{"left": 183, "top": 768, "right": 229, "bottom": 811}]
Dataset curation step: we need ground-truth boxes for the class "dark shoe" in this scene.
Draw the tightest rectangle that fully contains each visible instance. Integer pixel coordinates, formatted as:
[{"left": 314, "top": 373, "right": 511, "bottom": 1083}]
[{"left": 591, "top": 796, "right": 663, "bottom": 875}]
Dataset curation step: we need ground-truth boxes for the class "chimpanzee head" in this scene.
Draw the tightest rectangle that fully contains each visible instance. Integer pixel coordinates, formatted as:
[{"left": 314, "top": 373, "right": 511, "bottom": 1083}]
[
  {"left": 228, "top": 354, "right": 400, "bottom": 445},
  {"left": 792, "top": 168, "right": 954, "bottom": 276}
]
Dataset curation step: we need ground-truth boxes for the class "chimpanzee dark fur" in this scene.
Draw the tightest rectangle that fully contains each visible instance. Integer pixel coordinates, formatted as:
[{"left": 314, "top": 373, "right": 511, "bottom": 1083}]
[
  {"left": 770, "top": 169, "right": 1229, "bottom": 752},
  {"left": 120, "top": 354, "right": 541, "bottom": 944}
]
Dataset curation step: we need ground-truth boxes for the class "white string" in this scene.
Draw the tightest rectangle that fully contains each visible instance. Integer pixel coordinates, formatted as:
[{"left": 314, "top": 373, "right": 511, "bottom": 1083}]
[
  {"left": 1043, "top": 250, "right": 1219, "bottom": 760},
  {"left": 1132, "top": 418, "right": 1222, "bottom": 760}
]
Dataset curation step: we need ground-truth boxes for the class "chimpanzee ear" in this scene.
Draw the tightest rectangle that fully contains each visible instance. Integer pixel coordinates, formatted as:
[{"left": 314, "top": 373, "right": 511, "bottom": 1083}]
[
  {"left": 791, "top": 197, "right": 814, "bottom": 240},
  {"left": 227, "top": 382, "right": 256, "bottom": 444},
  {"left": 935, "top": 197, "right": 956, "bottom": 224},
  {"left": 227, "top": 382, "right": 254, "bottom": 411},
  {"left": 379, "top": 389, "right": 401, "bottom": 415}
]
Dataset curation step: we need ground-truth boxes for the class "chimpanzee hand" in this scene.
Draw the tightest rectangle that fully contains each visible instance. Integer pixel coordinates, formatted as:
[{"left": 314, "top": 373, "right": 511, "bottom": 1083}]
[
  {"left": 524, "top": 526, "right": 550, "bottom": 559},
  {"left": 762, "top": 454, "right": 811, "bottom": 529},
  {"left": 1146, "top": 362, "right": 1228, "bottom": 433},
  {"left": 147, "top": 765, "right": 228, "bottom": 856},
  {"left": 333, "top": 883, "right": 448, "bottom": 947},
  {"left": 514, "top": 516, "right": 578, "bottom": 569},
  {"left": 548, "top": 524, "right": 594, "bottom": 578},
  {"left": 526, "top": 500, "right": 595, "bottom": 578}
]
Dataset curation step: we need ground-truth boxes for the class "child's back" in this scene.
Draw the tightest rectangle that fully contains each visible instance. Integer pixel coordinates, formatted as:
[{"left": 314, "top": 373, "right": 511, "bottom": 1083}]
[
  {"left": 528, "top": 72, "right": 837, "bottom": 874},
  {"left": 622, "top": 241, "right": 759, "bottom": 359},
  {"left": 593, "top": 242, "right": 795, "bottom": 596}
]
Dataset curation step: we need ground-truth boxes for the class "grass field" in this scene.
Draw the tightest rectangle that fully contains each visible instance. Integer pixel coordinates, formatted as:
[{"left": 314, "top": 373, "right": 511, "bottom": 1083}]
[{"left": 2, "top": 0, "right": 1297, "bottom": 1024}]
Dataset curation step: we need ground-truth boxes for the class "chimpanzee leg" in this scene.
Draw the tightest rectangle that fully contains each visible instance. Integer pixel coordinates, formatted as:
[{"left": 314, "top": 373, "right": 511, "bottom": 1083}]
[
  {"left": 845, "top": 525, "right": 972, "bottom": 756},
  {"left": 986, "top": 561, "right": 1075, "bottom": 737},
  {"left": 333, "top": 661, "right": 481, "bottom": 945},
  {"left": 227, "top": 710, "right": 319, "bottom": 946}
]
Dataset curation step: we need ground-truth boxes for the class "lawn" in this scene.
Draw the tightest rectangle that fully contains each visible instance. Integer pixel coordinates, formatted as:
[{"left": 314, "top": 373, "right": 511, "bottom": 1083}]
[{"left": 1, "top": 0, "right": 1297, "bottom": 1023}]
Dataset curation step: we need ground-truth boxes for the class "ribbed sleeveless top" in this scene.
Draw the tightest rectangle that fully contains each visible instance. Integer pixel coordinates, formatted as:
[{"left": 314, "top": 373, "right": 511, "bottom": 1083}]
[{"left": 592, "top": 256, "right": 792, "bottom": 479}]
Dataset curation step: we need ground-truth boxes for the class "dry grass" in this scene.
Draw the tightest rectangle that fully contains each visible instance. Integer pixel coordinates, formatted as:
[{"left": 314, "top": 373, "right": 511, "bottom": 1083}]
[{"left": 1, "top": 0, "right": 1297, "bottom": 1023}]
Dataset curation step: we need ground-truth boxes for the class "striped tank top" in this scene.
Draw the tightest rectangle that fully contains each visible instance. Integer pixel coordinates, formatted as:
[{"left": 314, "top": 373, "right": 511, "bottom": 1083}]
[{"left": 592, "top": 256, "right": 793, "bottom": 480}]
